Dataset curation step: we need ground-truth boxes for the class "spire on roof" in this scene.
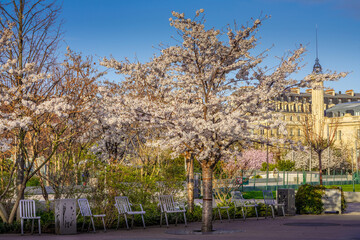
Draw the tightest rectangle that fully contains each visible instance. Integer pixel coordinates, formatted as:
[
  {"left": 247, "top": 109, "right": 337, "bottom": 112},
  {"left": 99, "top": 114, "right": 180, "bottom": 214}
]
[{"left": 313, "top": 25, "right": 322, "bottom": 74}]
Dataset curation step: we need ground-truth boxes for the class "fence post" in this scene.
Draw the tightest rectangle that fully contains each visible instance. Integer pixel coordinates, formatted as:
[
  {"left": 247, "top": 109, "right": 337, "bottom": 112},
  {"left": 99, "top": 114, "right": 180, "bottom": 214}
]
[
  {"left": 283, "top": 170, "right": 285, "bottom": 188},
  {"left": 253, "top": 170, "right": 256, "bottom": 190},
  {"left": 303, "top": 170, "right": 306, "bottom": 184},
  {"left": 297, "top": 171, "right": 299, "bottom": 185},
  {"left": 286, "top": 172, "right": 289, "bottom": 188},
  {"left": 341, "top": 169, "right": 343, "bottom": 185}
]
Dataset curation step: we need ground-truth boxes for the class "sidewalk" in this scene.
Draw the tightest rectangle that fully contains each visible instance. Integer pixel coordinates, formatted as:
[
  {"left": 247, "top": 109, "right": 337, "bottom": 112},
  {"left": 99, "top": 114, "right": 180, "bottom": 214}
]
[{"left": 1, "top": 204, "right": 360, "bottom": 240}]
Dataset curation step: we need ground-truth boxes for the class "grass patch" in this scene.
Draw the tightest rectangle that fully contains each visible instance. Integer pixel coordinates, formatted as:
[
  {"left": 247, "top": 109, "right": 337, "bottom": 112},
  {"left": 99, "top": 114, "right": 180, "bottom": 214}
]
[
  {"left": 242, "top": 191, "right": 276, "bottom": 199},
  {"left": 325, "top": 184, "right": 360, "bottom": 192}
]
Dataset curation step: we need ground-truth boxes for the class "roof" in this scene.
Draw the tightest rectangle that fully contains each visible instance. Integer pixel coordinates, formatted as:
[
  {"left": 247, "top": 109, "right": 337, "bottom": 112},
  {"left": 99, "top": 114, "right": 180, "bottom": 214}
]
[{"left": 326, "top": 101, "right": 360, "bottom": 112}]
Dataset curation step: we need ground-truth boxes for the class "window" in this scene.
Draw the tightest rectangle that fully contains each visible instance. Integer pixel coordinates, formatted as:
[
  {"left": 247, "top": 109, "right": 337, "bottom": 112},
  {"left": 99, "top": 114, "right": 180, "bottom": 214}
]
[
  {"left": 298, "top": 129, "right": 301, "bottom": 136},
  {"left": 297, "top": 116, "right": 300, "bottom": 121},
  {"left": 338, "top": 130, "right": 342, "bottom": 140},
  {"left": 290, "top": 116, "right": 293, "bottom": 121},
  {"left": 290, "top": 128, "right": 294, "bottom": 136}
]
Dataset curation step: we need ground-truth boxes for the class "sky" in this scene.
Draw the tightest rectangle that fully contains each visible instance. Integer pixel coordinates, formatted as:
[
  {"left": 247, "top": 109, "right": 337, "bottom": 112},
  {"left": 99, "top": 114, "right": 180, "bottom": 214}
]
[{"left": 60, "top": 0, "right": 360, "bottom": 92}]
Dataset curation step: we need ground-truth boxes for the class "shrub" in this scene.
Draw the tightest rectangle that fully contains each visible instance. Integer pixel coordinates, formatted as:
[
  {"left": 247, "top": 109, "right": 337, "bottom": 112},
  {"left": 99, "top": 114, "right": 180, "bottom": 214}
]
[
  {"left": 296, "top": 184, "right": 346, "bottom": 214},
  {"left": 26, "top": 176, "right": 41, "bottom": 187},
  {"left": 260, "top": 162, "right": 276, "bottom": 171},
  {"left": 277, "top": 160, "right": 295, "bottom": 171},
  {"left": 295, "top": 184, "right": 325, "bottom": 214}
]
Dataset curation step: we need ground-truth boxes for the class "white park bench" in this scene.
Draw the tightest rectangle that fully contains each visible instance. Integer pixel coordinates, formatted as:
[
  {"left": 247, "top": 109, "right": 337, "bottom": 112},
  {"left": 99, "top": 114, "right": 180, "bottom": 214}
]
[
  {"left": 19, "top": 200, "right": 41, "bottom": 235},
  {"left": 77, "top": 198, "right": 106, "bottom": 232},
  {"left": 231, "top": 191, "right": 258, "bottom": 220},
  {"left": 158, "top": 195, "right": 187, "bottom": 227},
  {"left": 115, "top": 196, "right": 146, "bottom": 229},
  {"left": 262, "top": 190, "right": 285, "bottom": 218}
]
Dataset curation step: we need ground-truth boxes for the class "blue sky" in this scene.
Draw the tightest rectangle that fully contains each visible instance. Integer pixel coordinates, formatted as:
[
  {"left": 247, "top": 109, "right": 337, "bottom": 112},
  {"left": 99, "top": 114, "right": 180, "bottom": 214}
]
[{"left": 61, "top": 0, "right": 360, "bottom": 92}]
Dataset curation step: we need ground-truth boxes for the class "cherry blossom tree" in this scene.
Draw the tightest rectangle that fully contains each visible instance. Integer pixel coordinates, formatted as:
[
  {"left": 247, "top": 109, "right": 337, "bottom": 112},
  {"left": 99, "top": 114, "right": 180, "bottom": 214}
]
[
  {"left": 102, "top": 10, "right": 346, "bottom": 232},
  {"left": 0, "top": 0, "right": 63, "bottom": 221},
  {"left": 285, "top": 148, "right": 350, "bottom": 171},
  {"left": 223, "top": 149, "right": 274, "bottom": 175},
  {"left": 0, "top": 25, "right": 74, "bottom": 223}
]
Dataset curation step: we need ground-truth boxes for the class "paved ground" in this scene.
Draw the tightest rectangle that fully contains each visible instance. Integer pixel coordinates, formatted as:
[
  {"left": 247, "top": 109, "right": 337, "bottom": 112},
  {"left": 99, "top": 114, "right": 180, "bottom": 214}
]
[{"left": 2, "top": 204, "right": 360, "bottom": 240}]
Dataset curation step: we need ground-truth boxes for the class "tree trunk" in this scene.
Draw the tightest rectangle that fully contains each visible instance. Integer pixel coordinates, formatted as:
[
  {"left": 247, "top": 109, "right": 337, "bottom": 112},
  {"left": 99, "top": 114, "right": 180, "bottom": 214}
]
[
  {"left": 16, "top": 131, "right": 26, "bottom": 221},
  {"left": 9, "top": 182, "right": 26, "bottom": 223},
  {"left": 318, "top": 151, "right": 323, "bottom": 185},
  {"left": 38, "top": 174, "right": 49, "bottom": 201},
  {"left": 186, "top": 154, "right": 194, "bottom": 212},
  {"left": 201, "top": 164, "right": 213, "bottom": 232},
  {"left": 0, "top": 203, "right": 9, "bottom": 223}
]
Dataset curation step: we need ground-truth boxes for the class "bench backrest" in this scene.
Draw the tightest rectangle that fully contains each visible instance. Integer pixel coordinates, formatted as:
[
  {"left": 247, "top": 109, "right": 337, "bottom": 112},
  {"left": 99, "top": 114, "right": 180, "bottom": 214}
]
[
  {"left": 19, "top": 200, "right": 37, "bottom": 218},
  {"left": 231, "top": 191, "right": 246, "bottom": 206},
  {"left": 115, "top": 196, "right": 132, "bottom": 214},
  {"left": 263, "top": 190, "right": 276, "bottom": 205},
  {"left": 159, "top": 195, "right": 178, "bottom": 212},
  {"left": 78, "top": 198, "right": 92, "bottom": 217}
]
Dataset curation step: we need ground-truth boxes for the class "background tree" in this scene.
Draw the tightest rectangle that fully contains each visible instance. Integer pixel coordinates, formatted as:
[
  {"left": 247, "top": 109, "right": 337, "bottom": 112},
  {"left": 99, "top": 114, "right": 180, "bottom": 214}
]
[
  {"left": 0, "top": 0, "right": 62, "bottom": 220},
  {"left": 301, "top": 115, "right": 339, "bottom": 185}
]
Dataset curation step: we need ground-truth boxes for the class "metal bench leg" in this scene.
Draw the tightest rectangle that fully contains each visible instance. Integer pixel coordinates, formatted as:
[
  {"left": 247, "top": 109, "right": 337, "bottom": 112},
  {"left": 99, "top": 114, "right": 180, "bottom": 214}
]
[
  {"left": 124, "top": 214, "right": 129, "bottom": 229},
  {"left": 90, "top": 216, "right": 96, "bottom": 233},
  {"left": 102, "top": 217, "right": 106, "bottom": 232},
  {"left": 116, "top": 215, "right": 120, "bottom": 229},
  {"left": 271, "top": 206, "right": 275, "bottom": 219},
  {"left": 219, "top": 208, "right": 222, "bottom": 223},
  {"left": 160, "top": 212, "right": 163, "bottom": 227},
  {"left": 38, "top": 219, "right": 41, "bottom": 235},
  {"left": 241, "top": 207, "right": 245, "bottom": 221},
  {"left": 31, "top": 219, "right": 34, "bottom": 235},
  {"left": 183, "top": 212, "right": 187, "bottom": 227},
  {"left": 226, "top": 208, "right": 230, "bottom": 222},
  {"left": 233, "top": 206, "right": 237, "bottom": 219},
  {"left": 164, "top": 212, "right": 169, "bottom": 228},
  {"left": 282, "top": 206, "right": 285, "bottom": 217},
  {"left": 265, "top": 205, "right": 268, "bottom": 219},
  {"left": 21, "top": 219, "right": 24, "bottom": 235},
  {"left": 255, "top": 206, "right": 259, "bottom": 220},
  {"left": 81, "top": 217, "right": 85, "bottom": 232},
  {"left": 141, "top": 214, "right": 146, "bottom": 229}
]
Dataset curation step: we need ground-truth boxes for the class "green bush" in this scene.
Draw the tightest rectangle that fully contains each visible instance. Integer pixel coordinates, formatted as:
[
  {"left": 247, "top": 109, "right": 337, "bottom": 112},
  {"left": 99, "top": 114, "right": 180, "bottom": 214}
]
[
  {"left": 295, "top": 184, "right": 325, "bottom": 214},
  {"left": 296, "top": 184, "right": 346, "bottom": 214},
  {"left": 26, "top": 176, "right": 41, "bottom": 187},
  {"left": 251, "top": 175, "right": 262, "bottom": 179},
  {"left": 260, "top": 162, "right": 276, "bottom": 171},
  {"left": 277, "top": 160, "right": 295, "bottom": 171}
]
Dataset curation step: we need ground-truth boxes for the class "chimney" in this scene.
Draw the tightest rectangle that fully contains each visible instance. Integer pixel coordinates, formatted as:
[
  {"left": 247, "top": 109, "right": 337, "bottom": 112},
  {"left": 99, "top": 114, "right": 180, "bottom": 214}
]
[
  {"left": 290, "top": 87, "right": 300, "bottom": 94},
  {"left": 325, "top": 89, "right": 335, "bottom": 96},
  {"left": 346, "top": 89, "right": 354, "bottom": 96}
]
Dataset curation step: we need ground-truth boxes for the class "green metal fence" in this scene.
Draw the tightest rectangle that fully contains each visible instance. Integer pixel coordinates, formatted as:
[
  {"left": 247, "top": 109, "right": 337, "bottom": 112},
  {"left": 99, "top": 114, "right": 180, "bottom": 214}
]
[{"left": 212, "top": 170, "right": 360, "bottom": 193}]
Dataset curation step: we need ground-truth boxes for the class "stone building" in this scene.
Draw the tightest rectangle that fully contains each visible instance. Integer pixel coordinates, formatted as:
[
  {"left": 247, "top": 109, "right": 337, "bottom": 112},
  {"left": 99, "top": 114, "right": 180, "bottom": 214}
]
[{"left": 270, "top": 55, "right": 360, "bottom": 165}]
